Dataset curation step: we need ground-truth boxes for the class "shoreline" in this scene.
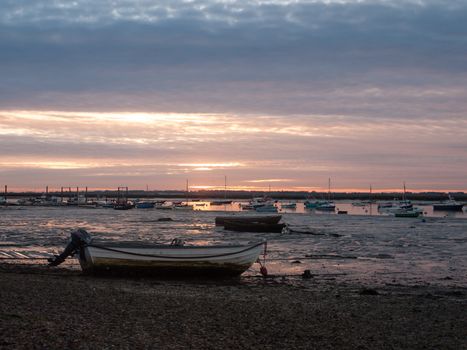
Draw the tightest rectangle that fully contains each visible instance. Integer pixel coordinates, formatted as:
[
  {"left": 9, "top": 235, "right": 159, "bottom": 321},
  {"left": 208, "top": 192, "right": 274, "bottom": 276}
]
[
  {"left": 3, "top": 190, "right": 467, "bottom": 202},
  {"left": 1, "top": 264, "right": 466, "bottom": 349}
]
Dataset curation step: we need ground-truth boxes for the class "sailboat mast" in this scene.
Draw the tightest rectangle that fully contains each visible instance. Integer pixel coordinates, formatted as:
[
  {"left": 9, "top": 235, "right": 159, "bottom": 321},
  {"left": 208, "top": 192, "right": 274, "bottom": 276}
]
[
  {"left": 186, "top": 179, "right": 189, "bottom": 203},
  {"left": 224, "top": 175, "right": 227, "bottom": 199},
  {"left": 328, "top": 178, "right": 331, "bottom": 200}
]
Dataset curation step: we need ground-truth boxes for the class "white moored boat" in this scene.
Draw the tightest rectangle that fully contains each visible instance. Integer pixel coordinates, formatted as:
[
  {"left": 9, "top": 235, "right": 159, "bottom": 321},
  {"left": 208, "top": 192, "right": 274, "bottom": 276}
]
[{"left": 49, "top": 229, "right": 265, "bottom": 277}]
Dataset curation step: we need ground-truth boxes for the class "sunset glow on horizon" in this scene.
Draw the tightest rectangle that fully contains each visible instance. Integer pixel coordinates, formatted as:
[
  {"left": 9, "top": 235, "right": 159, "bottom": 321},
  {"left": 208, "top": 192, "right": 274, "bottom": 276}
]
[{"left": 1, "top": 109, "right": 466, "bottom": 193}]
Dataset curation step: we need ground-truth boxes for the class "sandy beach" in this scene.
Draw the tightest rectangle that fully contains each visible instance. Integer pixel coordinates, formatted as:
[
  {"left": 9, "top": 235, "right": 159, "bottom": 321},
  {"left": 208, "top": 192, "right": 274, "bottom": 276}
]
[{"left": 1, "top": 263, "right": 465, "bottom": 350}]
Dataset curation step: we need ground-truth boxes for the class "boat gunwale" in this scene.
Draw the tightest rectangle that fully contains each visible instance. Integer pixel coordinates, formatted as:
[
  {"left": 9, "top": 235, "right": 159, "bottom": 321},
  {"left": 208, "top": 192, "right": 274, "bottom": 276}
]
[
  {"left": 85, "top": 241, "right": 265, "bottom": 260},
  {"left": 87, "top": 240, "right": 265, "bottom": 250}
]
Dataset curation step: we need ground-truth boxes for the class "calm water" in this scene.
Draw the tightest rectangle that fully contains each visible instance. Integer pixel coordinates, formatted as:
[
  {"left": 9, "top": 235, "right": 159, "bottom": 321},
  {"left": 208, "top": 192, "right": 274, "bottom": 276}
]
[
  {"left": 193, "top": 200, "right": 467, "bottom": 219},
  {"left": 1, "top": 203, "right": 466, "bottom": 287}
]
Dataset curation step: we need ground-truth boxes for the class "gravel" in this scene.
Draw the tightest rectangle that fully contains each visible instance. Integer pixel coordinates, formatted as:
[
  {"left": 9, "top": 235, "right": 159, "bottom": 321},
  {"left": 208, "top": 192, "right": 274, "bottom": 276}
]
[{"left": 1, "top": 264, "right": 466, "bottom": 350}]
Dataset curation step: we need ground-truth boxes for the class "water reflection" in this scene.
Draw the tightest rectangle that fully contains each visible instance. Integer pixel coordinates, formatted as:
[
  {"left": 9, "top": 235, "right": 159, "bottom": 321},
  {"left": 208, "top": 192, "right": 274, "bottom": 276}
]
[
  {"left": 189, "top": 200, "right": 466, "bottom": 219},
  {"left": 0, "top": 205, "right": 466, "bottom": 287}
]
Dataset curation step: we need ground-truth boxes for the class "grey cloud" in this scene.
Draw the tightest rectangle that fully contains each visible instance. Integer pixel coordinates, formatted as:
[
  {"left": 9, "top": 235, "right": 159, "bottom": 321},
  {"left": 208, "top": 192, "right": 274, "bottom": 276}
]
[{"left": 1, "top": 1, "right": 467, "bottom": 115}]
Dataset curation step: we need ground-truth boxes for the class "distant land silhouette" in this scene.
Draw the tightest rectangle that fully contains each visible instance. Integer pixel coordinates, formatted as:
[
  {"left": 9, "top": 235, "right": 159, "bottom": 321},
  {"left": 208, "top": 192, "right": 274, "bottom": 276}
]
[{"left": 3, "top": 189, "right": 466, "bottom": 201}]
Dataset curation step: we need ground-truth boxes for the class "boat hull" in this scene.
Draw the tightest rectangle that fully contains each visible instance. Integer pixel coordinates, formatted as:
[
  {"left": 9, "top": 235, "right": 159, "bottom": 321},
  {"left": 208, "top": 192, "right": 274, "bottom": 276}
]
[
  {"left": 224, "top": 222, "right": 285, "bottom": 233},
  {"left": 433, "top": 204, "right": 464, "bottom": 211},
  {"left": 78, "top": 242, "right": 264, "bottom": 277},
  {"left": 210, "top": 200, "right": 233, "bottom": 205},
  {"left": 394, "top": 210, "right": 420, "bottom": 218},
  {"left": 255, "top": 206, "right": 278, "bottom": 213},
  {"left": 215, "top": 215, "right": 282, "bottom": 226},
  {"left": 136, "top": 202, "right": 155, "bottom": 209}
]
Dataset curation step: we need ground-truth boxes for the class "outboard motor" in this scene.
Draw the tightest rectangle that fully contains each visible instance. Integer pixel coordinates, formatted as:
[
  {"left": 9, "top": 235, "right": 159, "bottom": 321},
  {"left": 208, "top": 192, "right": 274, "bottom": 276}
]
[{"left": 48, "top": 228, "right": 92, "bottom": 266}]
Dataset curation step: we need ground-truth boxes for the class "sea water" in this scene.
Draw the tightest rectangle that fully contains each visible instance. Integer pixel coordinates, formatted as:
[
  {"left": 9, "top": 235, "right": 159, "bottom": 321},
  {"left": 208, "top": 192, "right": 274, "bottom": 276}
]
[{"left": 0, "top": 203, "right": 466, "bottom": 287}]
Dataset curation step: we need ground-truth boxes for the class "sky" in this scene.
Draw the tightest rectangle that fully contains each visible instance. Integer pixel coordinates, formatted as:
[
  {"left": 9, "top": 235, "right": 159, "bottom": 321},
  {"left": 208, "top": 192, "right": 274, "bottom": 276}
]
[{"left": 0, "top": 0, "right": 466, "bottom": 192}]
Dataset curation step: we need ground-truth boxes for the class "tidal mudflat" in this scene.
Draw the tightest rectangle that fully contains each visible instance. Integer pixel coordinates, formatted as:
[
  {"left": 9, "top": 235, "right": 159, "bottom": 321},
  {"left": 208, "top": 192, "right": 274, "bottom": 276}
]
[{"left": 0, "top": 206, "right": 466, "bottom": 349}]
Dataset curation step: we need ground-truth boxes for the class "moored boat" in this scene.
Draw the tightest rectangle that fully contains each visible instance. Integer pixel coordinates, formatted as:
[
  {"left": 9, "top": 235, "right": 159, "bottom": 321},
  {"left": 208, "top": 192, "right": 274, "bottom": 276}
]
[
  {"left": 155, "top": 203, "right": 173, "bottom": 210},
  {"left": 215, "top": 215, "right": 282, "bottom": 226},
  {"left": 135, "top": 201, "right": 155, "bottom": 209},
  {"left": 304, "top": 199, "right": 325, "bottom": 209},
  {"left": 114, "top": 202, "right": 134, "bottom": 210},
  {"left": 173, "top": 204, "right": 194, "bottom": 210},
  {"left": 280, "top": 202, "right": 296, "bottom": 209},
  {"left": 255, "top": 204, "right": 278, "bottom": 213},
  {"left": 49, "top": 229, "right": 265, "bottom": 277},
  {"left": 315, "top": 201, "right": 336, "bottom": 211},
  {"left": 223, "top": 221, "right": 286, "bottom": 233},
  {"left": 210, "top": 200, "right": 233, "bottom": 205},
  {"left": 433, "top": 197, "right": 464, "bottom": 211},
  {"left": 240, "top": 203, "right": 255, "bottom": 210},
  {"left": 393, "top": 209, "right": 420, "bottom": 218}
]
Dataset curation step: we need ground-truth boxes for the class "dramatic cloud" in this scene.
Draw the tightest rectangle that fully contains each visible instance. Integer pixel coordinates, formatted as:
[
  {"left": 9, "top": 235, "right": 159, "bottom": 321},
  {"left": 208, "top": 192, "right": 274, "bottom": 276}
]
[{"left": 0, "top": 1, "right": 466, "bottom": 191}]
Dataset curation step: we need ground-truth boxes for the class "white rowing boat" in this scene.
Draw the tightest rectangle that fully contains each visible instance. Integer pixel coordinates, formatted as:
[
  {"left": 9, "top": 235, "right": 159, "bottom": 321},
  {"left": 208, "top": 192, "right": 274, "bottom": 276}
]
[
  {"left": 79, "top": 241, "right": 264, "bottom": 277},
  {"left": 49, "top": 229, "right": 265, "bottom": 277}
]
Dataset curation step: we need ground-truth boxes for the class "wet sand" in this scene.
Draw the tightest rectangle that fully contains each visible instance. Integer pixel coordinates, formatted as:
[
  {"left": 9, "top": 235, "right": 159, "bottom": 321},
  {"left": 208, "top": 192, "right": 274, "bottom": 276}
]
[{"left": 1, "top": 264, "right": 466, "bottom": 350}]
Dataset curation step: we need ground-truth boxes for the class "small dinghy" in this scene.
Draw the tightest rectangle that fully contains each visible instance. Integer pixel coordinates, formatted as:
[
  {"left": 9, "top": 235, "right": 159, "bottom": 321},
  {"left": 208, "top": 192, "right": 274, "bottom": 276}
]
[
  {"left": 49, "top": 229, "right": 265, "bottom": 277},
  {"left": 215, "top": 215, "right": 282, "bottom": 226},
  {"left": 223, "top": 221, "right": 286, "bottom": 233}
]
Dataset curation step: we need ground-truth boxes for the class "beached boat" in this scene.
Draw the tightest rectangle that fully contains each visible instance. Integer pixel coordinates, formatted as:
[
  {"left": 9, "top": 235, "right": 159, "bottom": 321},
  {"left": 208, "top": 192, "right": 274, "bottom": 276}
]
[
  {"left": 223, "top": 221, "right": 285, "bottom": 233},
  {"left": 49, "top": 230, "right": 266, "bottom": 277},
  {"left": 215, "top": 215, "right": 282, "bottom": 226}
]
